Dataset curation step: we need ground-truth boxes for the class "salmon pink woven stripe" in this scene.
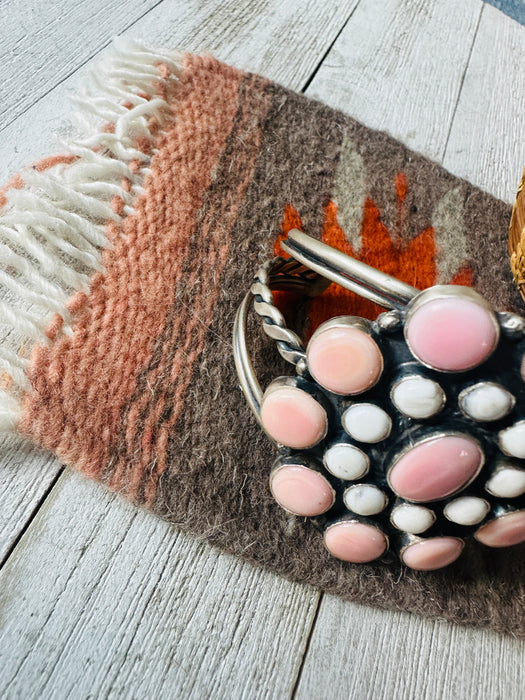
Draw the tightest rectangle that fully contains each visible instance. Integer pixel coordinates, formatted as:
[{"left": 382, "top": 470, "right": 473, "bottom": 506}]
[{"left": 19, "top": 56, "right": 260, "bottom": 493}]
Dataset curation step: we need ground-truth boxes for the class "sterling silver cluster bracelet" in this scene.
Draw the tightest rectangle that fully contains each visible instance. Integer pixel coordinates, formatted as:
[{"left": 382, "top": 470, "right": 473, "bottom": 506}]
[{"left": 233, "top": 230, "right": 525, "bottom": 570}]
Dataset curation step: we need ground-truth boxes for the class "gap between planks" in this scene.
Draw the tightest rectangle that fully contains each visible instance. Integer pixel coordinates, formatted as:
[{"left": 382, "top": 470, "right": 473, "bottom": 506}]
[
  {"left": 0, "top": 0, "right": 356, "bottom": 696},
  {"left": 294, "top": 1, "right": 525, "bottom": 694},
  {"left": 0, "top": 0, "right": 360, "bottom": 560},
  {"left": 0, "top": 0, "right": 165, "bottom": 132},
  {"left": 1, "top": 1, "right": 515, "bottom": 696}
]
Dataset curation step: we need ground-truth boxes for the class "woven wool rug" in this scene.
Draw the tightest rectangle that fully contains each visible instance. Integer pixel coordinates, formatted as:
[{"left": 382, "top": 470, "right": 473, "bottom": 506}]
[{"left": 1, "top": 39, "right": 523, "bottom": 637}]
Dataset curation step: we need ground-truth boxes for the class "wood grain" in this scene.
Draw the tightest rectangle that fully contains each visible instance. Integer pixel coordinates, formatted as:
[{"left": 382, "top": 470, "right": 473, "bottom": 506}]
[
  {"left": 0, "top": 0, "right": 161, "bottom": 130},
  {"left": 0, "top": 0, "right": 358, "bottom": 181},
  {"left": 2, "top": 0, "right": 525, "bottom": 697},
  {"left": 0, "top": 0, "right": 357, "bottom": 559},
  {"left": 0, "top": 436, "right": 62, "bottom": 563},
  {"left": 443, "top": 4, "right": 525, "bottom": 202},
  {"left": 0, "top": 0, "right": 357, "bottom": 696},
  {"left": 294, "top": 595, "right": 525, "bottom": 700},
  {"left": 306, "top": 0, "right": 482, "bottom": 161},
  {"left": 0, "top": 471, "right": 319, "bottom": 699},
  {"left": 295, "top": 3, "right": 525, "bottom": 696}
]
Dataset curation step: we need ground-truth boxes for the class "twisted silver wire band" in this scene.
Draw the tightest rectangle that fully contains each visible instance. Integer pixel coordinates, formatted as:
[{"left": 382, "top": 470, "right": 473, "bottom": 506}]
[
  {"left": 233, "top": 229, "right": 418, "bottom": 422},
  {"left": 252, "top": 256, "right": 332, "bottom": 366},
  {"left": 233, "top": 255, "right": 331, "bottom": 421}
]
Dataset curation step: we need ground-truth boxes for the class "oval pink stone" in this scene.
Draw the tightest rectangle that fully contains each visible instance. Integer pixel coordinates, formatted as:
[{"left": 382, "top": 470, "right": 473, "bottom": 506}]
[
  {"left": 402, "top": 537, "right": 464, "bottom": 570},
  {"left": 261, "top": 385, "right": 327, "bottom": 449},
  {"left": 389, "top": 435, "right": 483, "bottom": 502},
  {"left": 405, "top": 297, "right": 497, "bottom": 371},
  {"left": 324, "top": 521, "right": 387, "bottom": 562},
  {"left": 307, "top": 325, "right": 383, "bottom": 395},
  {"left": 474, "top": 511, "right": 525, "bottom": 547},
  {"left": 270, "top": 464, "right": 334, "bottom": 516}
]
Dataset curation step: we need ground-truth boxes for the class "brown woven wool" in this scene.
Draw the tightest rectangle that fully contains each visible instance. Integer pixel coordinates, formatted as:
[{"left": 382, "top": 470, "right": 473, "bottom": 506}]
[{"left": 1, "top": 42, "right": 523, "bottom": 637}]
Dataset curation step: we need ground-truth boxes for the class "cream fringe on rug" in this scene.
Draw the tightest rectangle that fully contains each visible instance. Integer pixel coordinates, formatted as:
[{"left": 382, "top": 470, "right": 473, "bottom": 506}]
[{"left": 0, "top": 38, "right": 183, "bottom": 431}]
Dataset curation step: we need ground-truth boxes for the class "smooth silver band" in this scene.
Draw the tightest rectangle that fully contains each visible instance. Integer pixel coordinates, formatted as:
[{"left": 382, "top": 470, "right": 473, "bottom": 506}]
[
  {"left": 233, "top": 256, "right": 332, "bottom": 420},
  {"left": 233, "top": 231, "right": 416, "bottom": 420},
  {"left": 281, "top": 229, "right": 418, "bottom": 309}
]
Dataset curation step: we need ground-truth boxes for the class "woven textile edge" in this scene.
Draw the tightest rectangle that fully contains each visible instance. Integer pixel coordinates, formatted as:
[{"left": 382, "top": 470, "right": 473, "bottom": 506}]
[{"left": 0, "top": 38, "right": 183, "bottom": 432}]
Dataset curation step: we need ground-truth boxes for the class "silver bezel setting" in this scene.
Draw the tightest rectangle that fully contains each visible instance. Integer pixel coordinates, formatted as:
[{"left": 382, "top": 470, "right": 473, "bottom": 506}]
[
  {"left": 473, "top": 508, "right": 525, "bottom": 544},
  {"left": 458, "top": 381, "right": 516, "bottom": 422},
  {"left": 484, "top": 461, "right": 525, "bottom": 498},
  {"left": 387, "top": 431, "right": 486, "bottom": 503},
  {"left": 306, "top": 315, "right": 384, "bottom": 396},
  {"left": 261, "top": 375, "right": 329, "bottom": 449},
  {"left": 403, "top": 285, "right": 500, "bottom": 373},
  {"left": 498, "top": 420, "right": 525, "bottom": 459},
  {"left": 323, "top": 515, "right": 390, "bottom": 561},
  {"left": 389, "top": 374, "right": 446, "bottom": 419},
  {"left": 343, "top": 483, "right": 388, "bottom": 516},
  {"left": 399, "top": 534, "right": 465, "bottom": 565},
  {"left": 389, "top": 503, "right": 437, "bottom": 534},
  {"left": 269, "top": 454, "right": 336, "bottom": 516},
  {"left": 233, "top": 230, "right": 525, "bottom": 568},
  {"left": 443, "top": 496, "right": 490, "bottom": 526},
  {"left": 341, "top": 402, "right": 392, "bottom": 443},
  {"left": 322, "top": 441, "right": 370, "bottom": 480}
]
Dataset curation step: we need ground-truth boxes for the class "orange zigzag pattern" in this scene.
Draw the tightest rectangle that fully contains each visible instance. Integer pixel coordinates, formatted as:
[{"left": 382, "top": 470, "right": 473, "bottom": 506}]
[{"left": 274, "top": 179, "right": 473, "bottom": 338}]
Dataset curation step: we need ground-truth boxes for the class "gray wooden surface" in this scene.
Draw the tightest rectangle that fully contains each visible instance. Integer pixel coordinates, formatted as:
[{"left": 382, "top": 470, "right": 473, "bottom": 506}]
[{"left": 0, "top": 1, "right": 525, "bottom": 698}]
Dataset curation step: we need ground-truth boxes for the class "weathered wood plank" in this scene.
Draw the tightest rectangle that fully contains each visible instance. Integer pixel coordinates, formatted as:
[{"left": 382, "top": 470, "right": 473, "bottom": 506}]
[
  {"left": 0, "top": 436, "right": 62, "bottom": 563},
  {"left": 0, "top": 0, "right": 160, "bottom": 130},
  {"left": 297, "top": 3, "right": 525, "bottom": 696},
  {"left": 484, "top": 0, "right": 525, "bottom": 28},
  {"left": 0, "top": 0, "right": 357, "bottom": 695},
  {"left": 2, "top": 1, "right": 525, "bottom": 698},
  {"left": 0, "top": 0, "right": 359, "bottom": 181},
  {"left": 294, "top": 595, "right": 525, "bottom": 700},
  {"left": 132, "top": 0, "right": 360, "bottom": 90},
  {"left": 0, "top": 0, "right": 358, "bottom": 558},
  {"left": 0, "top": 471, "right": 319, "bottom": 699},
  {"left": 443, "top": 4, "right": 525, "bottom": 202},
  {"left": 306, "top": 0, "right": 483, "bottom": 161}
]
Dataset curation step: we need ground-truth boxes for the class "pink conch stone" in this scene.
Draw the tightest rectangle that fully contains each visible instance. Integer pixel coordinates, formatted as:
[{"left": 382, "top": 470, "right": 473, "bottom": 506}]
[
  {"left": 389, "top": 435, "right": 483, "bottom": 502},
  {"left": 307, "top": 325, "right": 383, "bottom": 395},
  {"left": 401, "top": 537, "right": 464, "bottom": 570},
  {"left": 474, "top": 511, "right": 525, "bottom": 547},
  {"left": 270, "top": 465, "right": 334, "bottom": 516},
  {"left": 261, "top": 386, "right": 327, "bottom": 449},
  {"left": 324, "top": 521, "right": 387, "bottom": 562},
  {"left": 406, "top": 297, "right": 497, "bottom": 371}
]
